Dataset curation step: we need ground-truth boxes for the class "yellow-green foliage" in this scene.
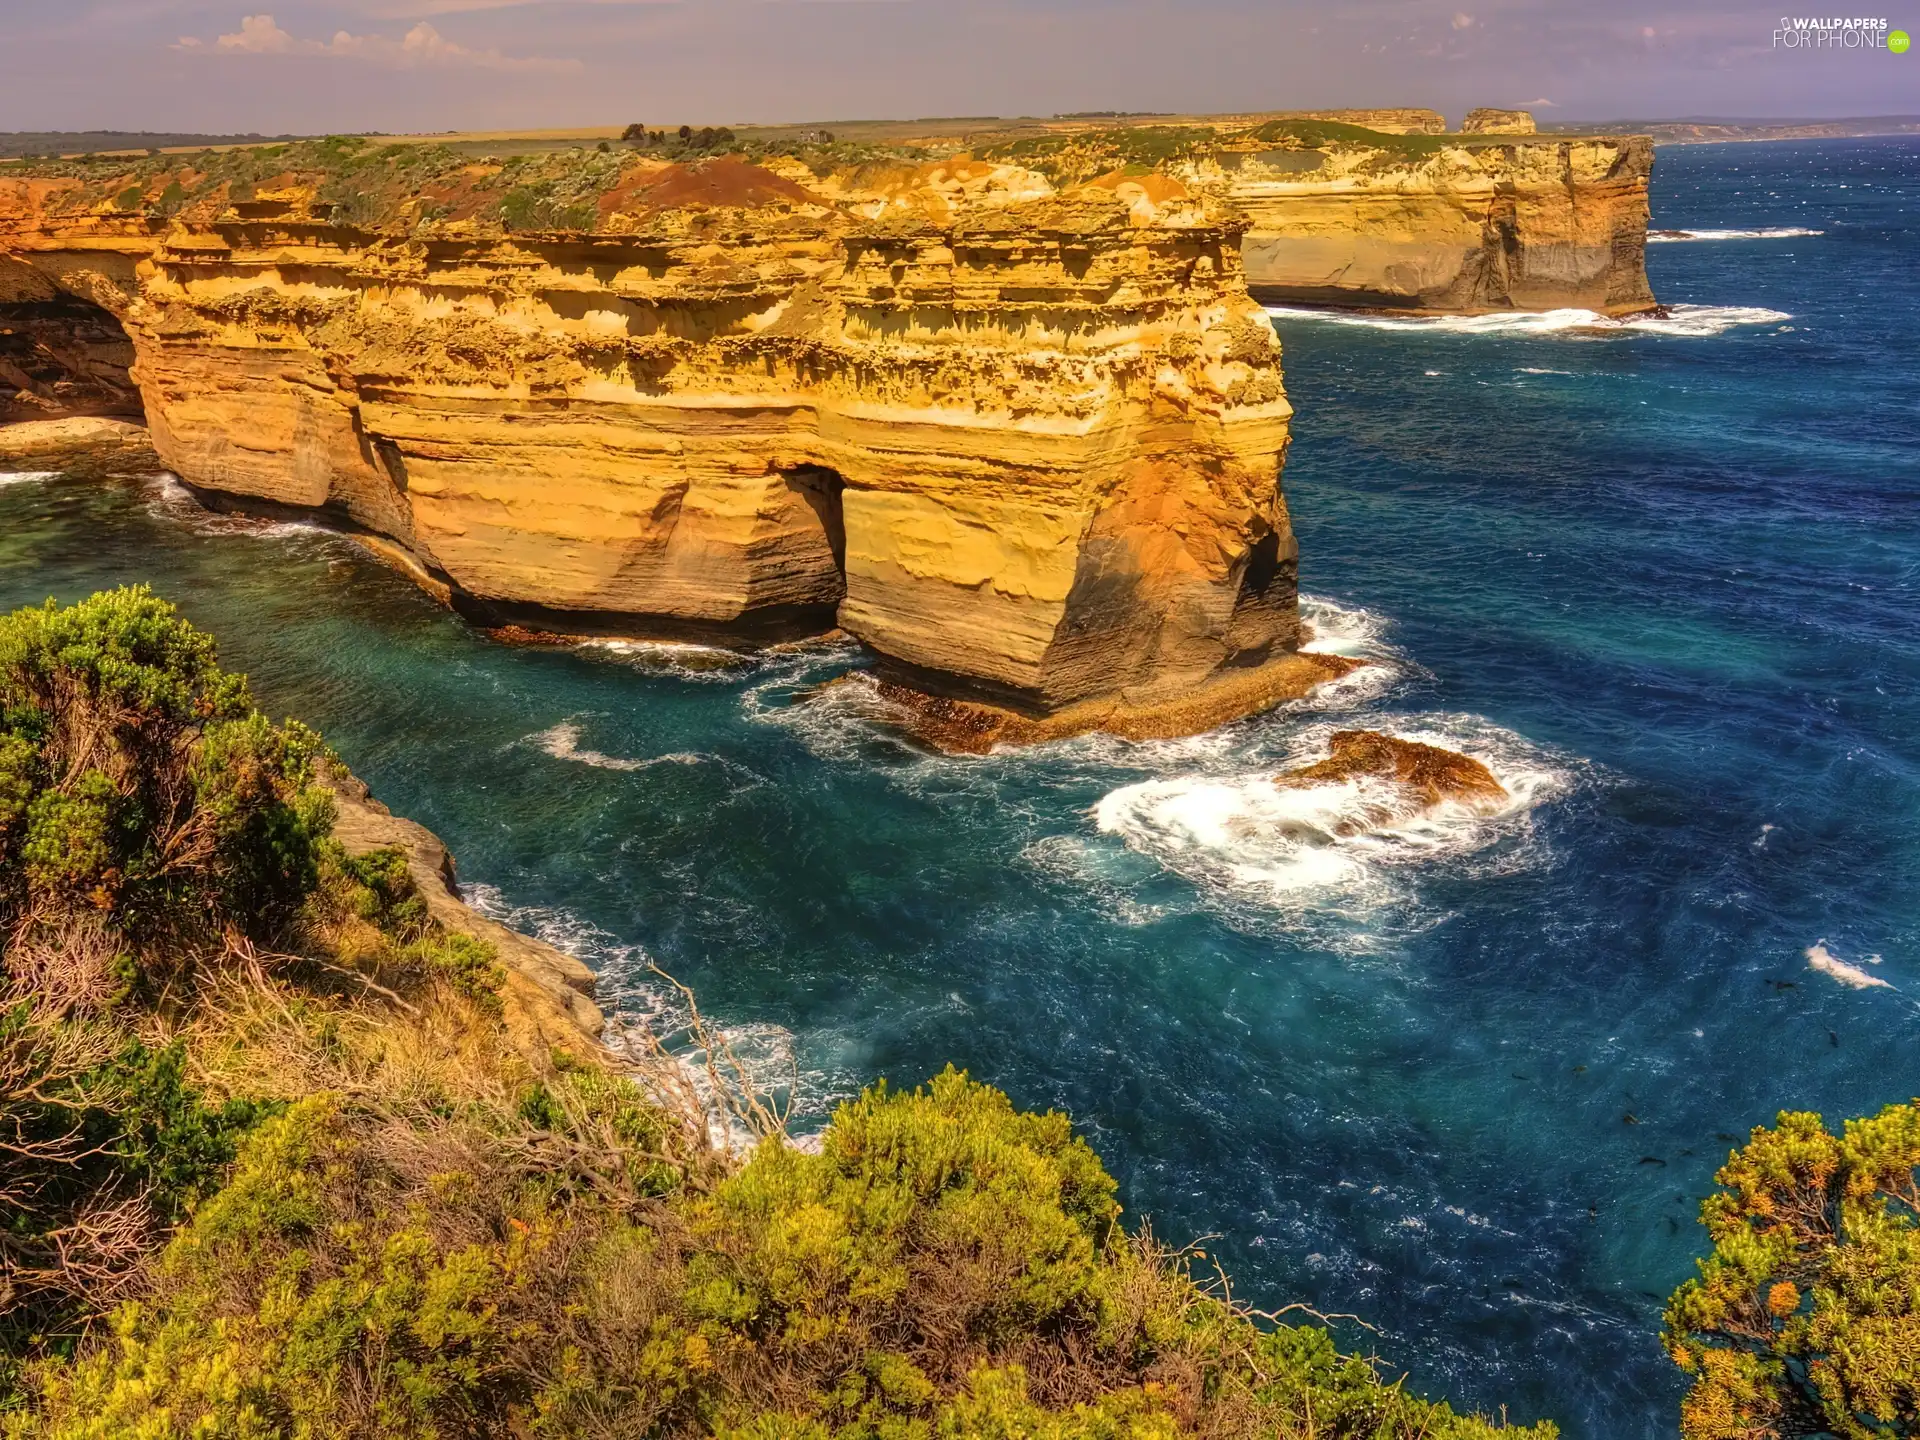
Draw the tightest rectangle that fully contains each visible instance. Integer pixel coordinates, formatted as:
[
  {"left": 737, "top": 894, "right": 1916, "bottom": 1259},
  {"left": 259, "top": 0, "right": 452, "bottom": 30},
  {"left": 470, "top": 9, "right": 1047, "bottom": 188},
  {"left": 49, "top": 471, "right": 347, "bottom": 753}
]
[
  {"left": 3, "top": 593, "right": 1555, "bottom": 1439},
  {"left": 0, "top": 586, "right": 329, "bottom": 949},
  {"left": 10, "top": 1069, "right": 1553, "bottom": 1440},
  {"left": 1664, "top": 1103, "right": 1920, "bottom": 1438}
]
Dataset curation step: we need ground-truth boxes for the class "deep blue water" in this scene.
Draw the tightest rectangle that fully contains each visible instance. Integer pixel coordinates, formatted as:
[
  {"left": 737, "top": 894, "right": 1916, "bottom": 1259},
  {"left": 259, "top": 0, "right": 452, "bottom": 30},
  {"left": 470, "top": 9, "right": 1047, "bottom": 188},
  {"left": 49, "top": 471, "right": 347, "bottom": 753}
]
[{"left": 3, "top": 136, "right": 1917, "bottom": 1437}]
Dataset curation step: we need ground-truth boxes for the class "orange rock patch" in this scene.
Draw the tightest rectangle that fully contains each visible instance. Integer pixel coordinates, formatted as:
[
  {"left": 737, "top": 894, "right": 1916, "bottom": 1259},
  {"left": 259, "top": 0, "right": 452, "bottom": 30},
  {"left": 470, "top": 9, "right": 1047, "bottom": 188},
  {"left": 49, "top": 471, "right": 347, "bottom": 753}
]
[{"left": 1276, "top": 731, "right": 1507, "bottom": 809}]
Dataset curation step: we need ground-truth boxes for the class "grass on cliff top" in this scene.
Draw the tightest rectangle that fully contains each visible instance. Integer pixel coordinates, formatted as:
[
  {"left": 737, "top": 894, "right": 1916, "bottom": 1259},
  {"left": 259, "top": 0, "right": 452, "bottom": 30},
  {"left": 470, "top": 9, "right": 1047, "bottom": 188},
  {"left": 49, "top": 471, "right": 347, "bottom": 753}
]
[
  {"left": 7, "top": 131, "right": 916, "bottom": 233},
  {"left": 9, "top": 116, "right": 1574, "bottom": 234},
  {"left": 0, "top": 586, "right": 1557, "bottom": 1438}
]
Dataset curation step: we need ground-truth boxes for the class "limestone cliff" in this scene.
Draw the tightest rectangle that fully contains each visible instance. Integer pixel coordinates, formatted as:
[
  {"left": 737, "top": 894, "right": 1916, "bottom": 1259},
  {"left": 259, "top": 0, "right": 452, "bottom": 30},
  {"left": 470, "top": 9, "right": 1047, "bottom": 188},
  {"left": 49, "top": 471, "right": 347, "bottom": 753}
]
[
  {"left": 1187, "top": 123, "right": 1655, "bottom": 314},
  {"left": 1461, "top": 108, "right": 1538, "bottom": 135},
  {"left": 0, "top": 145, "right": 1305, "bottom": 740}
]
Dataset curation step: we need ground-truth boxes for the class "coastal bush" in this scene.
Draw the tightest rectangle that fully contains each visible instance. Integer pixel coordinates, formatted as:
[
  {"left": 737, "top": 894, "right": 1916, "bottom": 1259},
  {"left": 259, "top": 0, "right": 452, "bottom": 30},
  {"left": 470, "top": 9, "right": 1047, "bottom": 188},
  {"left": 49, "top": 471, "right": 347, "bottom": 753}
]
[
  {"left": 0, "top": 586, "right": 329, "bottom": 953},
  {"left": 0, "top": 592, "right": 1555, "bottom": 1438},
  {"left": 1664, "top": 1103, "right": 1920, "bottom": 1438}
]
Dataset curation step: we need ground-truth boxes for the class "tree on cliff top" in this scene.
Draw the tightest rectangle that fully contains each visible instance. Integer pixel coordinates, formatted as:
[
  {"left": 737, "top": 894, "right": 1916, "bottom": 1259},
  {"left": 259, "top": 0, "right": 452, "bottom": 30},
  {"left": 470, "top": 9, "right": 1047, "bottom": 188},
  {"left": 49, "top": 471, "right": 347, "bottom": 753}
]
[{"left": 1665, "top": 1103, "right": 1920, "bottom": 1438}]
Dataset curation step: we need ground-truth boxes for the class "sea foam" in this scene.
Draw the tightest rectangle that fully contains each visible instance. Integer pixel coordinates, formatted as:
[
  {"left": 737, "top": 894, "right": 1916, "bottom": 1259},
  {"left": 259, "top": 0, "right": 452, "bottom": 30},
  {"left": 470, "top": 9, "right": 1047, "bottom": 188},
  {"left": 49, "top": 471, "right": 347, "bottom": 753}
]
[
  {"left": 0, "top": 470, "right": 59, "bottom": 487},
  {"left": 462, "top": 881, "right": 846, "bottom": 1140},
  {"left": 1807, "top": 942, "right": 1892, "bottom": 991},
  {"left": 1648, "top": 227, "right": 1823, "bottom": 242},
  {"left": 142, "top": 472, "right": 334, "bottom": 540},
  {"left": 1264, "top": 304, "right": 1791, "bottom": 339},
  {"left": 575, "top": 636, "right": 751, "bottom": 681},
  {"left": 1092, "top": 715, "right": 1570, "bottom": 938},
  {"left": 527, "top": 720, "right": 706, "bottom": 773}
]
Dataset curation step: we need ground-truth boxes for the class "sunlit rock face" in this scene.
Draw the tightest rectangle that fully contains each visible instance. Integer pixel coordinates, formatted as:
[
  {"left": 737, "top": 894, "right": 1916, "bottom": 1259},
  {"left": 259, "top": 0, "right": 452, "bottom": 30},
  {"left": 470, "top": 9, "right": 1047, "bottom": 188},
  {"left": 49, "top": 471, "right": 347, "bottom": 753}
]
[
  {"left": 0, "top": 160, "right": 1308, "bottom": 738},
  {"left": 1192, "top": 131, "right": 1656, "bottom": 315}
]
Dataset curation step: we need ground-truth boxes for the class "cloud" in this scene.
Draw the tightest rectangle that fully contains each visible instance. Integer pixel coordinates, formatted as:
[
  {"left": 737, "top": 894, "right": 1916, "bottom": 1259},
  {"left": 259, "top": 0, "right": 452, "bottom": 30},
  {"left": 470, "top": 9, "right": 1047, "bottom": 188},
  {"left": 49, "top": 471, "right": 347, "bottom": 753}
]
[
  {"left": 1451, "top": 11, "right": 1475, "bottom": 29},
  {"left": 1520, "top": 96, "right": 1556, "bottom": 106},
  {"left": 175, "top": 12, "right": 578, "bottom": 69}
]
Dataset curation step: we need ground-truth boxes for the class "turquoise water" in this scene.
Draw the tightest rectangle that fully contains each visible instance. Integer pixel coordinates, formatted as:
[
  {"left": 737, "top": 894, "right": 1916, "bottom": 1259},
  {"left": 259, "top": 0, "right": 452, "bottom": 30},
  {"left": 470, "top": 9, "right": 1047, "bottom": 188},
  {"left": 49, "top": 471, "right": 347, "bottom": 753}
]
[{"left": 3, "top": 137, "right": 1917, "bottom": 1436}]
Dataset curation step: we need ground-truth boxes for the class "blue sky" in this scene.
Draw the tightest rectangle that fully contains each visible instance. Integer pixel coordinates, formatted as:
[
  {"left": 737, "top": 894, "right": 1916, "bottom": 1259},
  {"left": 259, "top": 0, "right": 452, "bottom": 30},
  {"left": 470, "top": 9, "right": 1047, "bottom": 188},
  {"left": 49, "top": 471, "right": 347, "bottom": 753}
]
[{"left": 3, "top": 1, "right": 1914, "bottom": 133}]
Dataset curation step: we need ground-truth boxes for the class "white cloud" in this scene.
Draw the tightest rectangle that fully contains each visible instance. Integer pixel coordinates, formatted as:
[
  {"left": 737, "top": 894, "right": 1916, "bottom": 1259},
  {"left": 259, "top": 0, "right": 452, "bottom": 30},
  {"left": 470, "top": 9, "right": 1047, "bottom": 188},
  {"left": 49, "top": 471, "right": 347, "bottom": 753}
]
[
  {"left": 1520, "top": 96, "right": 1556, "bottom": 106},
  {"left": 176, "top": 12, "right": 578, "bottom": 70},
  {"left": 218, "top": 12, "right": 301, "bottom": 51}
]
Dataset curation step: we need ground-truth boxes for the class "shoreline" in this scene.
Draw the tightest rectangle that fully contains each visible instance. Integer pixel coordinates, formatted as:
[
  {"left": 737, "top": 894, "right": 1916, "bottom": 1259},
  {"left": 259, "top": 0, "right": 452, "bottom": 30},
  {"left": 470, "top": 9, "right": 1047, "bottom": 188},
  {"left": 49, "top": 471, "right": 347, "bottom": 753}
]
[{"left": 323, "top": 764, "right": 609, "bottom": 1065}]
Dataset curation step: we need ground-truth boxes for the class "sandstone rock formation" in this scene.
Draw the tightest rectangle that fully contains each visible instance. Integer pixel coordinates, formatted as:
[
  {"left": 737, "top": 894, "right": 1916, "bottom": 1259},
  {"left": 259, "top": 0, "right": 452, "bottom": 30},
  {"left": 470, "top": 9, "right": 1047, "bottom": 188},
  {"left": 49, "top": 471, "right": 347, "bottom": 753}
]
[
  {"left": 0, "top": 415, "right": 155, "bottom": 469},
  {"left": 0, "top": 148, "right": 1309, "bottom": 742},
  {"left": 1462, "top": 108, "right": 1539, "bottom": 135},
  {"left": 1, "top": 251, "right": 140, "bottom": 419},
  {"left": 1194, "top": 127, "right": 1655, "bottom": 314},
  {"left": 1276, "top": 730, "right": 1508, "bottom": 834},
  {"left": 0, "top": 116, "right": 1656, "bottom": 741},
  {"left": 1288, "top": 109, "right": 1447, "bottom": 136}
]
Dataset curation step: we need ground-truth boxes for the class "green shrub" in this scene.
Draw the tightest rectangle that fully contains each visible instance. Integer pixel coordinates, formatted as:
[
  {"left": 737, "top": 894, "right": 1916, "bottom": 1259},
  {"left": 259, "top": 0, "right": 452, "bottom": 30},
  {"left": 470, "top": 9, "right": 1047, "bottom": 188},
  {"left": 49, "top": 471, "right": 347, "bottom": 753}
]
[
  {"left": 0, "top": 588, "right": 331, "bottom": 948},
  {"left": 1665, "top": 1103, "right": 1920, "bottom": 1438},
  {"left": 406, "top": 932, "right": 506, "bottom": 1014},
  {"left": 321, "top": 842, "right": 427, "bottom": 937},
  {"left": 12, "top": 1095, "right": 516, "bottom": 1439},
  {"left": 10, "top": 1068, "right": 1553, "bottom": 1439}
]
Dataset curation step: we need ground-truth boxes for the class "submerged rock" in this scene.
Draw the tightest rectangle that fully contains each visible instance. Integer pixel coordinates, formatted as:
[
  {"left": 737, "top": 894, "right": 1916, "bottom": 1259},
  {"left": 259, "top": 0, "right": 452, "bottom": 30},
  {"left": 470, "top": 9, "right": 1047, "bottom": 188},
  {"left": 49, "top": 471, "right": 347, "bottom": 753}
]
[{"left": 1276, "top": 730, "right": 1508, "bottom": 815}]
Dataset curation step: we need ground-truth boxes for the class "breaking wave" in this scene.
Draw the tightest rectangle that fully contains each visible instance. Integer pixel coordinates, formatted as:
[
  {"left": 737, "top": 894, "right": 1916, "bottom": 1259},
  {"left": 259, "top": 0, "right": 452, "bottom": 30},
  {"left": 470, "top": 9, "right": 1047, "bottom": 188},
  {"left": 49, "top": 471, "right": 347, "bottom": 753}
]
[
  {"left": 141, "top": 472, "right": 336, "bottom": 541},
  {"left": 1806, "top": 941, "right": 1892, "bottom": 991},
  {"left": 1648, "top": 227, "right": 1823, "bottom": 242},
  {"left": 0, "top": 470, "right": 59, "bottom": 488},
  {"left": 1091, "top": 715, "right": 1573, "bottom": 941},
  {"left": 462, "top": 882, "right": 850, "bottom": 1138},
  {"left": 1264, "top": 304, "right": 1791, "bottom": 339},
  {"left": 1291, "top": 594, "right": 1406, "bottom": 711},
  {"left": 738, "top": 646, "right": 920, "bottom": 764}
]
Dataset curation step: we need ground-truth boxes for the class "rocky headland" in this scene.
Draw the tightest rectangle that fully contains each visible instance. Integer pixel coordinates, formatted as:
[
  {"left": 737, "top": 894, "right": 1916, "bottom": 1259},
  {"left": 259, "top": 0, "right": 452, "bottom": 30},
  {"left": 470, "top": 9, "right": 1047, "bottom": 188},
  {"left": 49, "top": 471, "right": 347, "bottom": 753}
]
[{"left": 0, "top": 114, "right": 1651, "bottom": 742}]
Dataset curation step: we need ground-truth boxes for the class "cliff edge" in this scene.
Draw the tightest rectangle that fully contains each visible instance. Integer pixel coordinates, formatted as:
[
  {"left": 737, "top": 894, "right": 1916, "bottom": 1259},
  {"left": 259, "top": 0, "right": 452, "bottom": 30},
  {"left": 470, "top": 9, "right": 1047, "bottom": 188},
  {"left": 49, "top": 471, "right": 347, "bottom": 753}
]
[{"left": 0, "top": 144, "right": 1306, "bottom": 743}]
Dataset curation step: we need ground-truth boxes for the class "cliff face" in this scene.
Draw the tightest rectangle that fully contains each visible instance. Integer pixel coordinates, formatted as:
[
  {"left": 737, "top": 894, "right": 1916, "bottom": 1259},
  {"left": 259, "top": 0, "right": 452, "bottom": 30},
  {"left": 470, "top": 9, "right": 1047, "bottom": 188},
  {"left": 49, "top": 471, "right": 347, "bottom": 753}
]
[
  {"left": 0, "top": 248, "right": 140, "bottom": 419},
  {"left": 1193, "top": 130, "right": 1655, "bottom": 315},
  {"left": 0, "top": 157, "right": 1306, "bottom": 737}
]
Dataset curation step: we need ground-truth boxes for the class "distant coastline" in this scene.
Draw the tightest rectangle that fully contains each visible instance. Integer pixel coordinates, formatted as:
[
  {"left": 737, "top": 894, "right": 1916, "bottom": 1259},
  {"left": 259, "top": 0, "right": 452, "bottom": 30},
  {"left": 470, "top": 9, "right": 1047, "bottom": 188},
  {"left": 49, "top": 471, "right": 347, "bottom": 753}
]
[{"left": 1543, "top": 115, "right": 1920, "bottom": 145}]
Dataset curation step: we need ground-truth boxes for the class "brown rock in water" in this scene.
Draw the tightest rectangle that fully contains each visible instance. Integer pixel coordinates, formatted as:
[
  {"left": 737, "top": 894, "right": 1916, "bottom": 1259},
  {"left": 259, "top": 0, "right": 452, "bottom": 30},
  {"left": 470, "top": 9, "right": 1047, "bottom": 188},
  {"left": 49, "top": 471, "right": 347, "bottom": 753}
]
[
  {"left": 1276, "top": 730, "right": 1508, "bottom": 810},
  {"left": 870, "top": 651, "right": 1365, "bottom": 754}
]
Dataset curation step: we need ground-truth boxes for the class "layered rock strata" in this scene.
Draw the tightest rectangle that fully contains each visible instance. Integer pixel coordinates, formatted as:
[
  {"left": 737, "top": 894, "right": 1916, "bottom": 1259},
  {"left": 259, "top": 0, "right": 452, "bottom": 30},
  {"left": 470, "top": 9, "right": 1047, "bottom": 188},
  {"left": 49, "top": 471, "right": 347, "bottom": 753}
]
[
  {"left": 0, "top": 415, "right": 155, "bottom": 470},
  {"left": 1, "top": 252, "right": 140, "bottom": 419},
  {"left": 1190, "top": 121, "right": 1655, "bottom": 314},
  {"left": 1461, "top": 108, "right": 1538, "bottom": 135},
  {"left": 0, "top": 158, "right": 1306, "bottom": 740}
]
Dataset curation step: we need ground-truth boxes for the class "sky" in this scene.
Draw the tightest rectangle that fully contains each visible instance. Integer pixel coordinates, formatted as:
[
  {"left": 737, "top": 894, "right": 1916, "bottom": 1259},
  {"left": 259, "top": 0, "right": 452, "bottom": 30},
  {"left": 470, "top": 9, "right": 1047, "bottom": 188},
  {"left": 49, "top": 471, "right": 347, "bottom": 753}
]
[{"left": 1, "top": 0, "right": 1913, "bottom": 134}]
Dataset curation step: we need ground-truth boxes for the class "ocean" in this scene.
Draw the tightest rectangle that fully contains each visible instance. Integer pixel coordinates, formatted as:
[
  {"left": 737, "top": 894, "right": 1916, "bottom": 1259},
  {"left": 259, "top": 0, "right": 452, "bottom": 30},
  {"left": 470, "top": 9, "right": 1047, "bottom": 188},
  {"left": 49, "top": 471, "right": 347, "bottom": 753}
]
[{"left": 3, "top": 135, "right": 1915, "bottom": 1437}]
